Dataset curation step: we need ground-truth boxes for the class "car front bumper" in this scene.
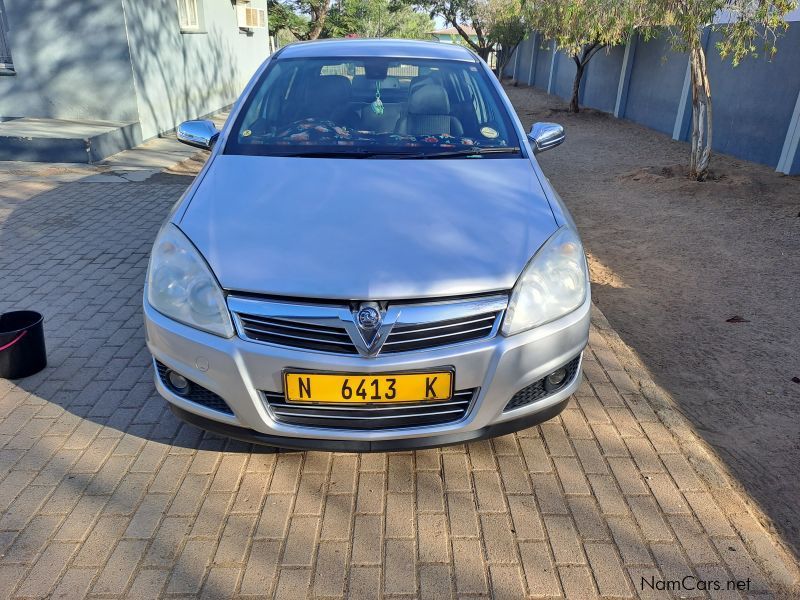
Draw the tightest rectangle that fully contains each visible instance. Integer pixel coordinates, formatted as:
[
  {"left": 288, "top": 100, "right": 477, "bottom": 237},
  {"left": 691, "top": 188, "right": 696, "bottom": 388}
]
[{"left": 143, "top": 296, "right": 590, "bottom": 450}]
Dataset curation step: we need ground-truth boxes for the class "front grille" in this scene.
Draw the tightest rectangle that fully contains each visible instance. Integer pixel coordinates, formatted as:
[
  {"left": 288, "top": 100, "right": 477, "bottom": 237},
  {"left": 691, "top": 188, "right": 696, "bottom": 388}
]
[
  {"left": 237, "top": 313, "right": 358, "bottom": 355},
  {"left": 263, "top": 388, "right": 476, "bottom": 430},
  {"left": 155, "top": 361, "right": 234, "bottom": 415},
  {"left": 381, "top": 312, "right": 500, "bottom": 354},
  {"left": 503, "top": 355, "right": 581, "bottom": 412},
  {"left": 230, "top": 294, "right": 507, "bottom": 357}
]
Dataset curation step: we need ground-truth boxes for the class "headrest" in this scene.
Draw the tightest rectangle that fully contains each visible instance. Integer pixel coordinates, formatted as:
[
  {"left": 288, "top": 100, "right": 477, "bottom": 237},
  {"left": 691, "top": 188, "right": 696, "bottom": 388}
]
[
  {"left": 316, "top": 75, "right": 351, "bottom": 101},
  {"left": 408, "top": 84, "right": 450, "bottom": 115},
  {"left": 410, "top": 73, "right": 443, "bottom": 94}
]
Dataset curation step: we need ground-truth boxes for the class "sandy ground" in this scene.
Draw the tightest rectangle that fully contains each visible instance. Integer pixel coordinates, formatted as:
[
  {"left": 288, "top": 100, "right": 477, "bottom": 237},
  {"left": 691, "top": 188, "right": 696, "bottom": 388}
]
[{"left": 504, "top": 83, "right": 800, "bottom": 557}]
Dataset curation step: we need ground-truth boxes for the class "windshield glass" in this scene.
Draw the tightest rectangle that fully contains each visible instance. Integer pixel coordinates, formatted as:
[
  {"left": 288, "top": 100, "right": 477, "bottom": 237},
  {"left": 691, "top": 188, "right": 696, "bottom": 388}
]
[{"left": 225, "top": 56, "right": 521, "bottom": 158}]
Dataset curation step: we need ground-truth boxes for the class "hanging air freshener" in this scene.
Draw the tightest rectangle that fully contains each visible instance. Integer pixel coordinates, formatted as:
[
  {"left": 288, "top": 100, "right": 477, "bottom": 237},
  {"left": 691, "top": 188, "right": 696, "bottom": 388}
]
[{"left": 371, "top": 81, "right": 384, "bottom": 115}]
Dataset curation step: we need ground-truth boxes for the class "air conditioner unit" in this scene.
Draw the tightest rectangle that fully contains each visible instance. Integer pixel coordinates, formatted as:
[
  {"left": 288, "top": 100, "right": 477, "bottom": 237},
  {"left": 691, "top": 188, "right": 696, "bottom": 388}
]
[{"left": 237, "top": 6, "right": 266, "bottom": 28}]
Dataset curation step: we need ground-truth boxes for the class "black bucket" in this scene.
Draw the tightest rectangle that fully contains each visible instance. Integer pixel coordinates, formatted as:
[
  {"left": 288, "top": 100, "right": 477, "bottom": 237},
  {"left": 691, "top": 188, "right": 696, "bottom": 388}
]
[{"left": 0, "top": 311, "right": 47, "bottom": 380}]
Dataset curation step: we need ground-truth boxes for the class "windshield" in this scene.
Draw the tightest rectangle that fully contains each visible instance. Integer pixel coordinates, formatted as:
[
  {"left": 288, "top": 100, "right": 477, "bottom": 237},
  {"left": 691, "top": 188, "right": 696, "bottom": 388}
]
[{"left": 225, "top": 56, "right": 522, "bottom": 158}]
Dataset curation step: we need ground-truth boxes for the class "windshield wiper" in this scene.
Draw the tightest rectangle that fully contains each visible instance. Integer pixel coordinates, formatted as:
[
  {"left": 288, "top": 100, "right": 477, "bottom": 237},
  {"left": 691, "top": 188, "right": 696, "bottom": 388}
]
[
  {"left": 389, "top": 146, "right": 522, "bottom": 159},
  {"left": 260, "top": 147, "right": 521, "bottom": 159},
  {"left": 268, "top": 150, "right": 419, "bottom": 159}
]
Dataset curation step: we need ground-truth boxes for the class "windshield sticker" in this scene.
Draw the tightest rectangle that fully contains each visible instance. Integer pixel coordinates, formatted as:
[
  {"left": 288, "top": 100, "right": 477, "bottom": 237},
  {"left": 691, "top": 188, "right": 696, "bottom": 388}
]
[
  {"left": 481, "top": 127, "right": 499, "bottom": 139},
  {"left": 242, "top": 129, "right": 252, "bottom": 137}
]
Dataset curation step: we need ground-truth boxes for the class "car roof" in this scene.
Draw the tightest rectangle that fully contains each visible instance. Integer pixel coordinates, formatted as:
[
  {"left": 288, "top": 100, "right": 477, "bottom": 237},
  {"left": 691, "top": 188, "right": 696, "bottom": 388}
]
[{"left": 275, "top": 38, "right": 479, "bottom": 62}]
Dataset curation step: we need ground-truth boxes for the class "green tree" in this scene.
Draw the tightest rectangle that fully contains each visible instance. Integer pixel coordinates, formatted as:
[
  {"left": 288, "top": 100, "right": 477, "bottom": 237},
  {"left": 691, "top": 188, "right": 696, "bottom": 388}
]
[
  {"left": 662, "top": 0, "right": 798, "bottom": 180},
  {"left": 409, "top": 0, "right": 496, "bottom": 59},
  {"left": 525, "top": 0, "right": 657, "bottom": 113},
  {"left": 269, "top": 0, "right": 331, "bottom": 40},
  {"left": 404, "top": 0, "right": 528, "bottom": 67},
  {"left": 478, "top": 0, "right": 529, "bottom": 76},
  {"left": 393, "top": 7, "right": 437, "bottom": 38},
  {"left": 325, "top": 0, "right": 434, "bottom": 38}
]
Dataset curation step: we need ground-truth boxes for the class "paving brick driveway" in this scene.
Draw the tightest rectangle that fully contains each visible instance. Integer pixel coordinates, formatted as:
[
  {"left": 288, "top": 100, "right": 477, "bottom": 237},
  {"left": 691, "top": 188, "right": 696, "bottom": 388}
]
[{"left": 0, "top": 174, "right": 797, "bottom": 598}]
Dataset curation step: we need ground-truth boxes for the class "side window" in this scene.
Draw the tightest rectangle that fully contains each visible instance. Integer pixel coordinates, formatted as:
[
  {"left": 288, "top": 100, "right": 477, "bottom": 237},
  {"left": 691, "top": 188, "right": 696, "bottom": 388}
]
[
  {"left": 238, "top": 64, "right": 297, "bottom": 136},
  {"left": 283, "top": 67, "right": 298, "bottom": 101},
  {"left": 0, "top": 0, "right": 14, "bottom": 73},
  {"left": 320, "top": 63, "right": 358, "bottom": 77},
  {"left": 448, "top": 73, "right": 466, "bottom": 103},
  {"left": 177, "top": 0, "right": 205, "bottom": 32},
  {"left": 461, "top": 71, "right": 488, "bottom": 124}
]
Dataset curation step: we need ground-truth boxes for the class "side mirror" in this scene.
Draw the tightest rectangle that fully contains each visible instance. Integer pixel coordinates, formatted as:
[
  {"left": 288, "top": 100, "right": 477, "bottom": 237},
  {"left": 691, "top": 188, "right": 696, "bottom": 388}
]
[
  {"left": 177, "top": 120, "right": 219, "bottom": 150},
  {"left": 528, "top": 122, "right": 565, "bottom": 154}
]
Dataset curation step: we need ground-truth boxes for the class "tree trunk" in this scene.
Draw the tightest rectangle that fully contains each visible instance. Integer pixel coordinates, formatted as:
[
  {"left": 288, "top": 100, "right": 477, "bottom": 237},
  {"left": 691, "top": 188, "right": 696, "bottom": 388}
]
[
  {"left": 451, "top": 21, "right": 484, "bottom": 57},
  {"left": 495, "top": 45, "right": 504, "bottom": 78},
  {"left": 569, "top": 62, "right": 585, "bottom": 113},
  {"left": 495, "top": 43, "right": 519, "bottom": 79},
  {"left": 688, "top": 42, "right": 712, "bottom": 180},
  {"left": 476, "top": 46, "right": 492, "bottom": 61},
  {"left": 306, "top": 2, "right": 330, "bottom": 40},
  {"left": 568, "top": 43, "right": 603, "bottom": 113}
]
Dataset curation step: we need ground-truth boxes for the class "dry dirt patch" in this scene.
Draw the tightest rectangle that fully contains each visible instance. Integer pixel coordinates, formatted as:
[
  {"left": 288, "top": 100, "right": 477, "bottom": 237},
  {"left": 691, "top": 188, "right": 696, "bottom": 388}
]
[{"left": 504, "top": 83, "right": 800, "bottom": 558}]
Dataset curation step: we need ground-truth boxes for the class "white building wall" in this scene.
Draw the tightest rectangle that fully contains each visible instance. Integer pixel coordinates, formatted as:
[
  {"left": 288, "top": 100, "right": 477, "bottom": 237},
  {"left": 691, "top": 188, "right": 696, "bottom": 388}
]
[{"left": 122, "top": 0, "right": 270, "bottom": 140}]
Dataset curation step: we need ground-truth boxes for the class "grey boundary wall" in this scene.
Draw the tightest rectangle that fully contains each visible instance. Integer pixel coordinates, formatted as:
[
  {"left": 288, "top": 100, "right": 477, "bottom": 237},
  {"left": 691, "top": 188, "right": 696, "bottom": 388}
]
[{"left": 505, "top": 27, "right": 800, "bottom": 175}]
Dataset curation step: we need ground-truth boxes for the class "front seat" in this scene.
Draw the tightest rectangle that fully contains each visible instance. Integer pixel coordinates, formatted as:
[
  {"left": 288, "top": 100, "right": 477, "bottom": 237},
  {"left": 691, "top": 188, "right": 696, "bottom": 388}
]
[
  {"left": 395, "top": 85, "right": 463, "bottom": 136},
  {"left": 301, "top": 75, "right": 355, "bottom": 123}
]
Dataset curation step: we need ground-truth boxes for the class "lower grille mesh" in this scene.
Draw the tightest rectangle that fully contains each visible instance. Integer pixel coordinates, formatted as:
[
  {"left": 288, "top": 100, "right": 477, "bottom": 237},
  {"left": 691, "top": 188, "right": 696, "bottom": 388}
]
[
  {"left": 504, "top": 355, "right": 581, "bottom": 412},
  {"left": 155, "top": 361, "right": 234, "bottom": 416},
  {"left": 263, "top": 389, "right": 477, "bottom": 430}
]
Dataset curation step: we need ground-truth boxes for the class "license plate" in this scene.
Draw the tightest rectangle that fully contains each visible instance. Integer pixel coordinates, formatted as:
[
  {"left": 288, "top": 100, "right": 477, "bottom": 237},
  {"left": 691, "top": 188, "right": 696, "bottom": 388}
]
[{"left": 283, "top": 370, "right": 453, "bottom": 404}]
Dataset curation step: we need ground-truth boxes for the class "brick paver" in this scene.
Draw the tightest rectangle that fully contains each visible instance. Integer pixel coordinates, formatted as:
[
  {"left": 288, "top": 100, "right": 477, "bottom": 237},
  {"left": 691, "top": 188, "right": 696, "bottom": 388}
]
[{"left": 1, "top": 166, "right": 798, "bottom": 598}]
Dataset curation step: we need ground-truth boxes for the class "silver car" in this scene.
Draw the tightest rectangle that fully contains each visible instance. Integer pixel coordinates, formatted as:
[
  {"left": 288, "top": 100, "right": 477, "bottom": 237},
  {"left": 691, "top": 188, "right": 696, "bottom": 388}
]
[{"left": 144, "top": 39, "right": 590, "bottom": 451}]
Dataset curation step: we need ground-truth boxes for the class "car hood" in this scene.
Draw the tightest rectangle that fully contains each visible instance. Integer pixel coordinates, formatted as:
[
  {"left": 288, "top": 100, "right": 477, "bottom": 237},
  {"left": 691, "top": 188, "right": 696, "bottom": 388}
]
[{"left": 179, "top": 155, "right": 557, "bottom": 300}]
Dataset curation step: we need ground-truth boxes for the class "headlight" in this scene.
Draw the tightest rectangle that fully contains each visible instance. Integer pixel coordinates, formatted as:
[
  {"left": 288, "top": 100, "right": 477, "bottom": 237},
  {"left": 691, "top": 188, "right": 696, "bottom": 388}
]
[
  {"left": 501, "top": 226, "right": 588, "bottom": 336},
  {"left": 146, "top": 224, "right": 234, "bottom": 337}
]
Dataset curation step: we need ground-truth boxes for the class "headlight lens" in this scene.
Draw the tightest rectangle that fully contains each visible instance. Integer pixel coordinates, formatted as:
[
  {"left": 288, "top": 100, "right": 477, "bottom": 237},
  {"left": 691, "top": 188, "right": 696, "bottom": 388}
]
[
  {"left": 501, "top": 226, "right": 588, "bottom": 336},
  {"left": 146, "top": 224, "right": 234, "bottom": 337}
]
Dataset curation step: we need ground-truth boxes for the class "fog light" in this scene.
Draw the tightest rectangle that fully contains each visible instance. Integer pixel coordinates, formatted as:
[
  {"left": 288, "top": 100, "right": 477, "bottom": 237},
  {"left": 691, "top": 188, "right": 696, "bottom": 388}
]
[
  {"left": 544, "top": 368, "right": 568, "bottom": 391},
  {"left": 167, "top": 370, "right": 191, "bottom": 395}
]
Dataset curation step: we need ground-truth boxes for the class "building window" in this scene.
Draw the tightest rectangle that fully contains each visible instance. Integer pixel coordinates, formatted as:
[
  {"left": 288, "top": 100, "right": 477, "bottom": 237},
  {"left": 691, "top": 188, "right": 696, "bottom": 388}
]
[
  {"left": 0, "top": 0, "right": 14, "bottom": 73},
  {"left": 177, "top": 0, "right": 205, "bottom": 32}
]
